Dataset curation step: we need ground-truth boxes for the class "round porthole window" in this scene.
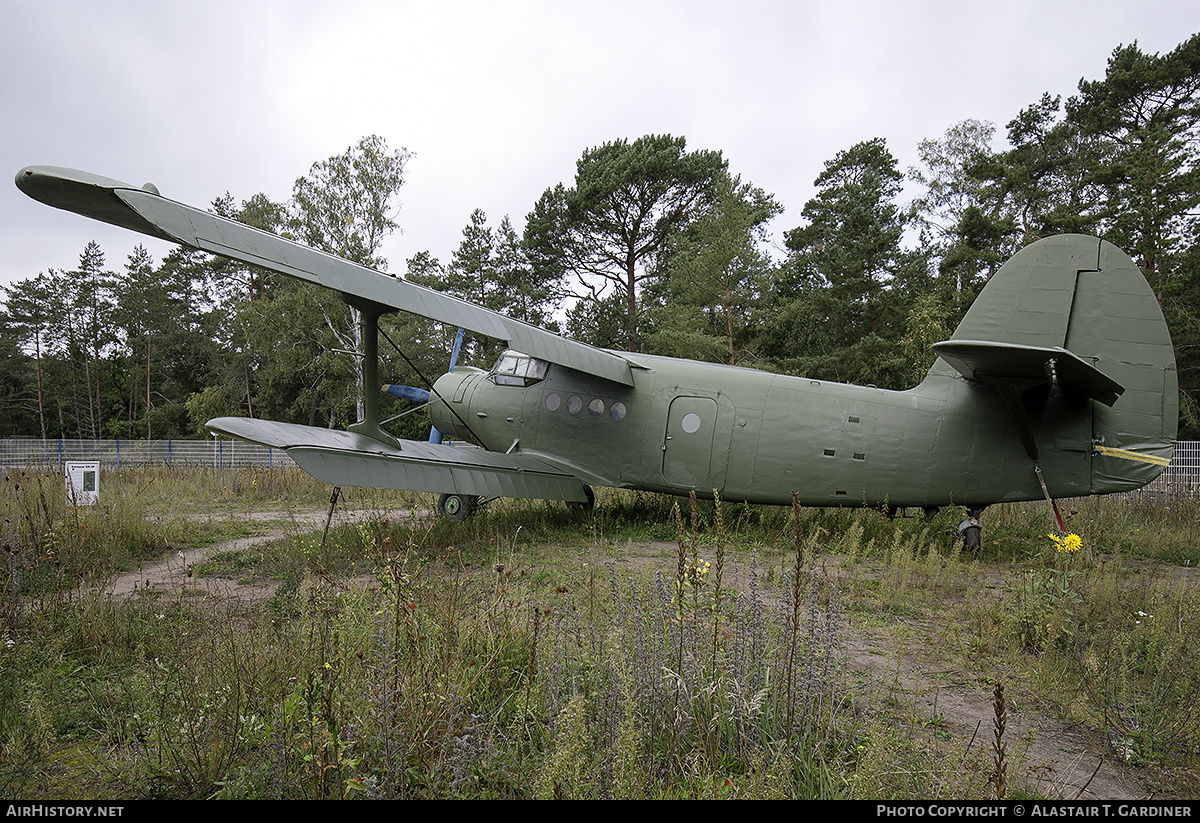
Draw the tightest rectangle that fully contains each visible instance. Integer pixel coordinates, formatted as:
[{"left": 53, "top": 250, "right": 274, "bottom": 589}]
[
  {"left": 681, "top": 412, "right": 702, "bottom": 433},
  {"left": 588, "top": 398, "right": 605, "bottom": 417},
  {"left": 567, "top": 395, "right": 583, "bottom": 414},
  {"left": 545, "top": 392, "right": 561, "bottom": 411},
  {"left": 610, "top": 402, "right": 626, "bottom": 422}
]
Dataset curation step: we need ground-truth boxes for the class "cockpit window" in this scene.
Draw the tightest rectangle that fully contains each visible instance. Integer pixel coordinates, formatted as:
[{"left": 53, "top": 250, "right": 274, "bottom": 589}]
[{"left": 490, "top": 351, "right": 550, "bottom": 387}]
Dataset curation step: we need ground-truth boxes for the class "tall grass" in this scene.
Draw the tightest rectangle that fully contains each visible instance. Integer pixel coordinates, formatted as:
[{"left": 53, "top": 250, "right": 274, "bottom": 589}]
[
  {"left": 2, "top": 468, "right": 1198, "bottom": 797},
  {"left": 1, "top": 469, "right": 199, "bottom": 601}
]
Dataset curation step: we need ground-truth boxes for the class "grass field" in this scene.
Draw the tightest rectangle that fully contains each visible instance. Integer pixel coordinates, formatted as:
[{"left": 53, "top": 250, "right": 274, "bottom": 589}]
[{"left": 2, "top": 466, "right": 1198, "bottom": 799}]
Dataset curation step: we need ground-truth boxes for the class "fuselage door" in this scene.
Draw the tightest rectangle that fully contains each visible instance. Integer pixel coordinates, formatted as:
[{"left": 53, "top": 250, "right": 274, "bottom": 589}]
[{"left": 663, "top": 396, "right": 719, "bottom": 489}]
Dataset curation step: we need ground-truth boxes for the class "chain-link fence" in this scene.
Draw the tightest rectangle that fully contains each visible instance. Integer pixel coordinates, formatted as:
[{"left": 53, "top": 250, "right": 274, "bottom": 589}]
[
  {"left": 1145, "top": 439, "right": 1200, "bottom": 496},
  {"left": 0, "top": 437, "right": 296, "bottom": 470}
]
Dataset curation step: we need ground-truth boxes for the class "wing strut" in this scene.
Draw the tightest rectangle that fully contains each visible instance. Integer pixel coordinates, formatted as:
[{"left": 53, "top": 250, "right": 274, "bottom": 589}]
[{"left": 344, "top": 296, "right": 400, "bottom": 448}]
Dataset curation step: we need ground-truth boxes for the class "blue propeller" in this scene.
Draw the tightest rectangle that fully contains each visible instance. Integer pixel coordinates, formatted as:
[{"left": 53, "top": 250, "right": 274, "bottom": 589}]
[{"left": 381, "top": 327, "right": 465, "bottom": 444}]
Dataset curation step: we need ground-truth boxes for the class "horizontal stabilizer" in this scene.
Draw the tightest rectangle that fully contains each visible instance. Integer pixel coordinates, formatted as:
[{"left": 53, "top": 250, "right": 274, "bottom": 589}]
[
  {"left": 207, "top": 417, "right": 590, "bottom": 502},
  {"left": 931, "top": 340, "right": 1124, "bottom": 406}
]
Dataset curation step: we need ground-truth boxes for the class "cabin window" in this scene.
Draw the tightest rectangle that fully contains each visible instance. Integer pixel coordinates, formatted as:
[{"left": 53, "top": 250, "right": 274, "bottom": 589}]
[
  {"left": 610, "top": 402, "right": 627, "bottom": 422},
  {"left": 490, "top": 351, "right": 549, "bottom": 387},
  {"left": 545, "top": 392, "right": 561, "bottom": 411},
  {"left": 588, "top": 398, "right": 605, "bottom": 417}
]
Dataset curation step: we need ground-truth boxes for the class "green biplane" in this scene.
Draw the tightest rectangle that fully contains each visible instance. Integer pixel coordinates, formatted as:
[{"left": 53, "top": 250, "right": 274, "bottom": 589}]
[{"left": 16, "top": 166, "right": 1177, "bottom": 543}]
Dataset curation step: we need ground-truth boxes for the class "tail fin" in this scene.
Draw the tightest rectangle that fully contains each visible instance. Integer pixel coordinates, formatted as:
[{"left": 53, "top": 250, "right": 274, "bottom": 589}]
[{"left": 931, "top": 235, "right": 1176, "bottom": 493}]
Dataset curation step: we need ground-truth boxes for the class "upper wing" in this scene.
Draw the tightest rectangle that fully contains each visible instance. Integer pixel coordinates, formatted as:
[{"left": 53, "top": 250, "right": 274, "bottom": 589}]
[
  {"left": 16, "top": 165, "right": 634, "bottom": 386},
  {"left": 208, "top": 416, "right": 591, "bottom": 502}
]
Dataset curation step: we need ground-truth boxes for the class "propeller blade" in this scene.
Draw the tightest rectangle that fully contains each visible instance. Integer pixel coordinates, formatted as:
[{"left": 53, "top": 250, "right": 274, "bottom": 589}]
[
  {"left": 430, "top": 328, "right": 467, "bottom": 444},
  {"left": 383, "top": 385, "right": 431, "bottom": 403}
]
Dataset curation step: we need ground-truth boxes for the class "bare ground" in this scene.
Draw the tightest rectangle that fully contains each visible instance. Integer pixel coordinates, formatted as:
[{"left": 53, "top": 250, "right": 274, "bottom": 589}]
[{"left": 96, "top": 506, "right": 1188, "bottom": 800}]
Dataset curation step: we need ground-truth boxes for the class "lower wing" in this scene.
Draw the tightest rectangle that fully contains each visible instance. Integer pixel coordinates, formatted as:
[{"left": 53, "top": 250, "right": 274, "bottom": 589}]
[{"left": 207, "top": 417, "right": 590, "bottom": 502}]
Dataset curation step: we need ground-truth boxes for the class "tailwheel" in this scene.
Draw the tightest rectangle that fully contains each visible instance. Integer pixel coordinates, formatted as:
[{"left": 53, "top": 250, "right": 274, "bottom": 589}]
[
  {"left": 566, "top": 484, "right": 595, "bottom": 513},
  {"left": 437, "top": 492, "right": 478, "bottom": 522},
  {"left": 958, "top": 506, "right": 985, "bottom": 550}
]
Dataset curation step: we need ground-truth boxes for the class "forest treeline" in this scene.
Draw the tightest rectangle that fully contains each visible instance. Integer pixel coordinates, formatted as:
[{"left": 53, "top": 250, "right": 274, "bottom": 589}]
[{"left": 4, "top": 36, "right": 1199, "bottom": 442}]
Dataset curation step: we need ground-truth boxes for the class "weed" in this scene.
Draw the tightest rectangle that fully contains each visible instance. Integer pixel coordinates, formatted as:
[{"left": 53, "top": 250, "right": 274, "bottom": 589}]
[{"left": 3, "top": 467, "right": 1199, "bottom": 797}]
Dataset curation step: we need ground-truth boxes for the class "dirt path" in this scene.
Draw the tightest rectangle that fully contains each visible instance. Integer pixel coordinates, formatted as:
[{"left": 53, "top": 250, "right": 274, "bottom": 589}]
[
  {"left": 838, "top": 621, "right": 1141, "bottom": 799},
  {"left": 108, "top": 506, "right": 420, "bottom": 602},
  {"left": 106, "top": 532, "right": 282, "bottom": 602},
  {"left": 103, "top": 508, "right": 1153, "bottom": 800}
]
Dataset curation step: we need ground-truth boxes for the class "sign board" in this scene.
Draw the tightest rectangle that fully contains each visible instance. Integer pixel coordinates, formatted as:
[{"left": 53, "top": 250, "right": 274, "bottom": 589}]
[{"left": 65, "top": 461, "right": 100, "bottom": 506}]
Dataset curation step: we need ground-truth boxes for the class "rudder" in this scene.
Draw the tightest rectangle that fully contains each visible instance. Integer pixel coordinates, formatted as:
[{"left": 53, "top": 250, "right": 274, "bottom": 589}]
[{"left": 1067, "top": 239, "right": 1177, "bottom": 490}]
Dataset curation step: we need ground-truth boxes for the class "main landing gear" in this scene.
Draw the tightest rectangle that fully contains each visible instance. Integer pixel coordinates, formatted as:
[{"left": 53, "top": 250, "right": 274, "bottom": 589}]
[
  {"left": 435, "top": 484, "right": 595, "bottom": 521},
  {"left": 566, "top": 484, "right": 595, "bottom": 514},
  {"left": 437, "top": 492, "right": 479, "bottom": 522}
]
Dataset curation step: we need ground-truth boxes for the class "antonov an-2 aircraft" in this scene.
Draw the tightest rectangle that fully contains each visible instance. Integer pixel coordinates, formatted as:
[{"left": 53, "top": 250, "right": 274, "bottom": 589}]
[{"left": 16, "top": 166, "right": 1177, "bottom": 544}]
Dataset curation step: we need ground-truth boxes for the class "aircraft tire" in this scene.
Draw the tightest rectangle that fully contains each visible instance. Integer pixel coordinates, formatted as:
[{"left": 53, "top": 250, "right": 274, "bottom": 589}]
[
  {"left": 438, "top": 493, "right": 476, "bottom": 522},
  {"left": 566, "top": 484, "right": 595, "bottom": 513},
  {"left": 959, "top": 519, "right": 981, "bottom": 550}
]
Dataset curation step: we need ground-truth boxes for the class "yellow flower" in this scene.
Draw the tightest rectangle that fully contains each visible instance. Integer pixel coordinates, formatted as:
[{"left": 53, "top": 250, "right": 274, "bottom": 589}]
[{"left": 1048, "top": 533, "right": 1082, "bottom": 553}]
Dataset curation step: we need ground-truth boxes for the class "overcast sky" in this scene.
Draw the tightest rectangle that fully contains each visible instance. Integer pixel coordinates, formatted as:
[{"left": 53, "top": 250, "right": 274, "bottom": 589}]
[{"left": 2, "top": 0, "right": 1196, "bottom": 296}]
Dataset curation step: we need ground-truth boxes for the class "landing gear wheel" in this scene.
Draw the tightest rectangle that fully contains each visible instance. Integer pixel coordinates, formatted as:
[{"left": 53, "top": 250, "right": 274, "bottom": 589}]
[
  {"left": 958, "top": 507, "right": 985, "bottom": 550},
  {"left": 566, "top": 484, "right": 595, "bottom": 513},
  {"left": 959, "top": 521, "right": 981, "bottom": 550},
  {"left": 437, "top": 493, "right": 477, "bottom": 522}
]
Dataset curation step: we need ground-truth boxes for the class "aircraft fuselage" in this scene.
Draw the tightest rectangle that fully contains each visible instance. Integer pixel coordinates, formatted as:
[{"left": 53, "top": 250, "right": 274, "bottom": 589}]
[{"left": 429, "top": 351, "right": 1148, "bottom": 510}]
